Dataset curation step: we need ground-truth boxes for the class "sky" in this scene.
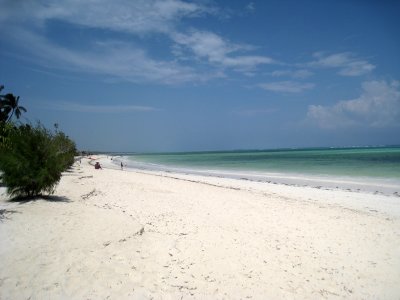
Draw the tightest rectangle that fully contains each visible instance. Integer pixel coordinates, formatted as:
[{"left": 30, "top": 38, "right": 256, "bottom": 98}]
[{"left": 0, "top": 0, "right": 399, "bottom": 152}]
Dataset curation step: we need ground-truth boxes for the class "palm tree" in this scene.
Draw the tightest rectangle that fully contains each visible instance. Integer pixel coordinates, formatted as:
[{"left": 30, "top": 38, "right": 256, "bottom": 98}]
[
  {"left": 0, "top": 85, "right": 7, "bottom": 122},
  {"left": 1, "top": 93, "right": 27, "bottom": 122}
]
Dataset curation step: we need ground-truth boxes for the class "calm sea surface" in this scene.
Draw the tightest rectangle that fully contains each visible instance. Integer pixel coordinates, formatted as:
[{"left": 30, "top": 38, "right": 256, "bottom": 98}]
[{"left": 127, "top": 147, "right": 400, "bottom": 179}]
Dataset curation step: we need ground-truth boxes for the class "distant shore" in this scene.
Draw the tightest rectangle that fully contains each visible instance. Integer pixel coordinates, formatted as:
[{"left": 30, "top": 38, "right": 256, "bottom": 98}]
[{"left": 1, "top": 155, "right": 400, "bottom": 298}]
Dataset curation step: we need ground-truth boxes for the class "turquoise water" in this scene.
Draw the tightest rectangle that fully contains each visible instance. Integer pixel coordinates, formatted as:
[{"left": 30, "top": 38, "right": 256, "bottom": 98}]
[{"left": 127, "top": 147, "right": 400, "bottom": 179}]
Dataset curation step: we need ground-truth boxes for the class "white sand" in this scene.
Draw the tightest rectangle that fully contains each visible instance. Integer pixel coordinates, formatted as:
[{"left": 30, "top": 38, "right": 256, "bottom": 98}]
[{"left": 1, "top": 156, "right": 400, "bottom": 299}]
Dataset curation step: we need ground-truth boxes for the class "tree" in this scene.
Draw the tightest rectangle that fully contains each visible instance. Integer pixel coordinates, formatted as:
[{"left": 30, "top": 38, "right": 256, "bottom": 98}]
[
  {"left": 53, "top": 128, "right": 77, "bottom": 170},
  {"left": 0, "top": 122, "right": 14, "bottom": 151},
  {"left": 1, "top": 85, "right": 28, "bottom": 171},
  {"left": 0, "top": 85, "right": 76, "bottom": 198},
  {"left": 0, "top": 85, "right": 27, "bottom": 123},
  {"left": 0, "top": 85, "right": 8, "bottom": 122},
  {"left": 0, "top": 123, "right": 76, "bottom": 197}
]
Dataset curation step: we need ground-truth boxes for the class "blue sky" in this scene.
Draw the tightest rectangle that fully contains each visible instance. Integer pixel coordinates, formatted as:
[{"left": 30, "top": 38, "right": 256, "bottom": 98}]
[{"left": 1, "top": 0, "right": 399, "bottom": 152}]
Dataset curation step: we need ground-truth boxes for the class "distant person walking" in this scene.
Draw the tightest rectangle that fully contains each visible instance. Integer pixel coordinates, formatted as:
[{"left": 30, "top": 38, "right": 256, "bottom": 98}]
[{"left": 121, "top": 162, "right": 123, "bottom": 170}]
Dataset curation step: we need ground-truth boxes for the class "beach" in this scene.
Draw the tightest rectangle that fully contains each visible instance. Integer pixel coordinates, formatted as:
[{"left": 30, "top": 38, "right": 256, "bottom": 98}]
[{"left": 1, "top": 156, "right": 400, "bottom": 299}]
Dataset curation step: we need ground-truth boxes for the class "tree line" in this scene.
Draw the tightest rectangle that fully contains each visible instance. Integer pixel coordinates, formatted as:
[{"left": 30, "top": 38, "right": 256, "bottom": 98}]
[{"left": 0, "top": 85, "right": 77, "bottom": 198}]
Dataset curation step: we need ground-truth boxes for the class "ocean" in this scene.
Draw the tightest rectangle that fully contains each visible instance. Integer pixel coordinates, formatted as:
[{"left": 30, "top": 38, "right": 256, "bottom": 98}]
[
  {"left": 119, "top": 147, "right": 400, "bottom": 195},
  {"left": 126, "top": 147, "right": 400, "bottom": 179}
]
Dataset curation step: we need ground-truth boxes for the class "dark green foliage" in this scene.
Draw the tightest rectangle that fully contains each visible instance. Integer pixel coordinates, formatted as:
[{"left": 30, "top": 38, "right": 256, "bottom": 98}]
[
  {"left": 0, "top": 122, "right": 14, "bottom": 151},
  {"left": 0, "top": 123, "right": 77, "bottom": 197},
  {"left": 0, "top": 85, "right": 27, "bottom": 123},
  {"left": 53, "top": 129, "right": 77, "bottom": 170},
  {"left": 0, "top": 84, "right": 76, "bottom": 198}
]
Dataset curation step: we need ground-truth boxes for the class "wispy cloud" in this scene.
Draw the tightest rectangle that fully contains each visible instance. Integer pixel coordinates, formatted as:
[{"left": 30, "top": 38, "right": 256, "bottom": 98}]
[
  {"left": 171, "top": 30, "right": 275, "bottom": 71},
  {"left": 0, "top": 1, "right": 226, "bottom": 84},
  {"left": 2, "top": 1, "right": 377, "bottom": 87},
  {"left": 308, "top": 52, "right": 375, "bottom": 76},
  {"left": 271, "top": 69, "right": 313, "bottom": 79},
  {"left": 246, "top": 2, "right": 255, "bottom": 12},
  {"left": 259, "top": 81, "right": 315, "bottom": 93},
  {"left": 45, "top": 101, "right": 158, "bottom": 113},
  {"left": 0, "top": 0, "right": 275, "bottom": 84},
  {"left": 10, "top": 29, "right": 220, "bottom": 85},
  {"left": 0, "top": 0, "right": 207, "bottom": 34},
  {"left": 307, "top": 80, "right": 400, "bottom": 128}
]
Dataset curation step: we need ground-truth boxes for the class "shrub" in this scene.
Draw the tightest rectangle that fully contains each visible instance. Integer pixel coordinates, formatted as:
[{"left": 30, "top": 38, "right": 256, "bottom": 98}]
[
  {"left": 53, "top": 130, "right": 77, "bottom": 170},
  {"left": 0, "top": 122, "right": 14, "bottom": 182},
  {"left": 0, "top": 123, "right": 76, "bottom": 197},
  {"left": 0, "top": 122, "right": 14, "bottom": 152}
]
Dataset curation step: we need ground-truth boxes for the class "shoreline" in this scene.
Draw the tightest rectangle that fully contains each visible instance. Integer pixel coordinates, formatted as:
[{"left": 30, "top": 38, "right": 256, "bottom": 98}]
[
  {"left": 1, "top": 155, "right": 400, "bottom": 298},
  {"left": 97, "top": 155, "right": 400, "bottom": 218},
  {"left": 107, "top": 155, "right": 400, "bottom": 197}
]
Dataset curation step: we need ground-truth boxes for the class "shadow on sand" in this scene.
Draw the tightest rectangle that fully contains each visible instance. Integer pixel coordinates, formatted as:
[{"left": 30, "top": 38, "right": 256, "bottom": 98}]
[{"left": 8, "top": 195, "right": 71, "bottom": 204}]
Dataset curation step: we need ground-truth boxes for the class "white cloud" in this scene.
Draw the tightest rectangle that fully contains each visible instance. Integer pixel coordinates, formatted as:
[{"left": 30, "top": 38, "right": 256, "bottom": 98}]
[
  {"left": 308, "top": 52, "right": 375, "bottom": 76},
  {"left": 246, "top": 2, "right": 255, "bottom": 12},
  {"left": 259, "top": 81, "right": 315, "bottom": 93},
  {"left": 0, "top": 0, "right": 223, "bottom": 84},
  {"left": 307, "top": 80, "right": 400, "bottom": 128},
  {"left": 338, "top": 61, "right": 376, "bottom": 77},
  {"left": 11, "top": 29, "right": 212, "bottom": 84},
  {"left": 171, "top": 30, "right": 275, "bottom": 70},
  {"left": 45, "top": 101, "right": 157, "bottom": 113},
  {"left": 0, "top": 0, "right": 276, "bottom": 83},
  {"left": 0, "top": 0, "right": 206, "bottom": 34},
  {"left": 271, "top": 69, "right": 313, "bottom": 79}
]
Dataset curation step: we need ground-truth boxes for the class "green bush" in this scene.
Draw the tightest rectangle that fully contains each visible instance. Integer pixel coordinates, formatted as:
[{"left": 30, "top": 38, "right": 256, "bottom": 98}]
[
  {"left": 53, "top": 130, "right": 77, "bottom": 170},
  {"left": 0, "top": 123, "right": 76, "bottom": 197},
  {"left": 0, "top": 122, "right": 14, "bottom": 152}
]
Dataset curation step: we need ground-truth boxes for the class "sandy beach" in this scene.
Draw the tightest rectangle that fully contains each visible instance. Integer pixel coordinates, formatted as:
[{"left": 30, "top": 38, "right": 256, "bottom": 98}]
[{"left": 1, "top": 156, "right": 400, "bottom": 299}]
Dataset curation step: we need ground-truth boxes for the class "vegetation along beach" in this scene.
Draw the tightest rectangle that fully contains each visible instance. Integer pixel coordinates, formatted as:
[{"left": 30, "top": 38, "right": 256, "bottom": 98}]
[{"left": 1, "top": 0, "right": 400, "bottom": 299}]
